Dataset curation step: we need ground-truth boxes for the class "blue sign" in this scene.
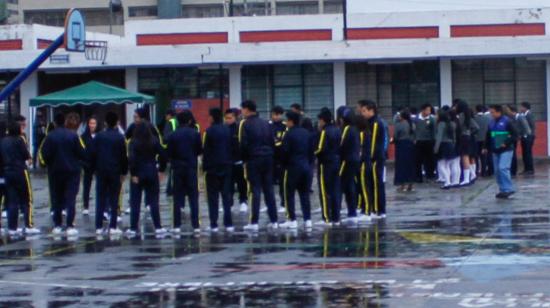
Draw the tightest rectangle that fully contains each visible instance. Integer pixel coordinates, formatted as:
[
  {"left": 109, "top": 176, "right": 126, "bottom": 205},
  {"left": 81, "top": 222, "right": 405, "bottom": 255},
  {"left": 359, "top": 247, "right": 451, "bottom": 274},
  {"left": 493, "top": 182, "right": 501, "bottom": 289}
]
[{"left": 172, "top": 100, "right": 192, "bottom": 110}]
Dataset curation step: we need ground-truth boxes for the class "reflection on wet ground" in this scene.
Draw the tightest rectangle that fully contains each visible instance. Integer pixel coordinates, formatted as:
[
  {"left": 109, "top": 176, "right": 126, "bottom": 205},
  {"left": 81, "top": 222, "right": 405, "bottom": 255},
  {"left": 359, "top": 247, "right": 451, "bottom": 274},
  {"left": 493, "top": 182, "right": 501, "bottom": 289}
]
[{"left": 1, "top": 165, "right": 550, "bottom": 306}]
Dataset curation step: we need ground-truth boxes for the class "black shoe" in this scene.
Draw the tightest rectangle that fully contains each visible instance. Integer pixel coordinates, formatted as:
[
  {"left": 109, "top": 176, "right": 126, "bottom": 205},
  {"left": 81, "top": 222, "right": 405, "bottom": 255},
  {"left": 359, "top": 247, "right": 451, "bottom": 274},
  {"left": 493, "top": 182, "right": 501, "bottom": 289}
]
[
  {"left": 495, "top": 192, "right": 507, "bottom": 199},
  {"left": 521, "top": 170, "right": 534, "bottom": 176},
  {"left": 504, "top": 191, "right": 516, "bottom": 198}
]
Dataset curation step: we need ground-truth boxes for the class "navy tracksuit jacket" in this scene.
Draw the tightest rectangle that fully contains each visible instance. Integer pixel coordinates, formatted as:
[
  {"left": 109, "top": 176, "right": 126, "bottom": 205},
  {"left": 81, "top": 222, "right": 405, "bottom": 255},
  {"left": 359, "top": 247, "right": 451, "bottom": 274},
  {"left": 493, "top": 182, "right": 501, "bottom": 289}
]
[
  {"left": 315, "top": 123, "right": 341, "bottom": 223},
  {"left": 339, "top": 125, "right": 361, "bottom": 218}
]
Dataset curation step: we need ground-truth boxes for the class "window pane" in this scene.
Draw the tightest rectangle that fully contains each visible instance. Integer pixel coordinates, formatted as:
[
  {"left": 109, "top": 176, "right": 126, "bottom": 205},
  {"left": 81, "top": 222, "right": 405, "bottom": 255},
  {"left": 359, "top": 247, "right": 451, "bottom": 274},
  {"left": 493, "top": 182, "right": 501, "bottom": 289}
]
[
  {"left": 452, "top": 60, "right": 483, "bottom": 106},
  {"left": 277, "top": 2, "right": 319, "bottom": 15},
  {"left": 484, "top": 59, "right": 514, "bottom": 81},
  {"left": 484, "top": 82, "right": 515, "bottom": 106}
]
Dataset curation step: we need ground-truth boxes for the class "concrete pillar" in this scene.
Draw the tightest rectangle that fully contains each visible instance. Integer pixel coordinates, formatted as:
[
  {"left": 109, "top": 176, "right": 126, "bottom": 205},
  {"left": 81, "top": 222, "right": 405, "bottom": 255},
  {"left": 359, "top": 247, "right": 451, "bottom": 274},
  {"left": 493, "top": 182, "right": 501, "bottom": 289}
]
[
  {"left": 319, "top": 0, "right": 324, "bottom": 14},
  {"left": 125, "top": 68, "right": 138, "bottom": 128},
  {"left": 440, "top": 58, "right": 453, "bottom": 107},
  {"left": 271, "top": 0, "right": 276, "bottom": 15},
  {"left": 20, "top": 72, "right": 38, "bottom": 152},
  {"left": 546, "top": 60, "right": 550, "bottom": 156},
  {"left": 229, "top": 65, "right": 242, "bottom": 108},
  {"left": 333, "top": 62, "right": 346, "bottom": 113}
]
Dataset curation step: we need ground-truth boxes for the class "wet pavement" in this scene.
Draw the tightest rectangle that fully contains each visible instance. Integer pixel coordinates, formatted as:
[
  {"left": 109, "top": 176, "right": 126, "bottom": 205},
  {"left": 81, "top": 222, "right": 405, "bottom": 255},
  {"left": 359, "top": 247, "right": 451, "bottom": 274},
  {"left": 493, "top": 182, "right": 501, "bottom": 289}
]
[{"left": 1, "top": 163, "right": 550, "bottom": 307}]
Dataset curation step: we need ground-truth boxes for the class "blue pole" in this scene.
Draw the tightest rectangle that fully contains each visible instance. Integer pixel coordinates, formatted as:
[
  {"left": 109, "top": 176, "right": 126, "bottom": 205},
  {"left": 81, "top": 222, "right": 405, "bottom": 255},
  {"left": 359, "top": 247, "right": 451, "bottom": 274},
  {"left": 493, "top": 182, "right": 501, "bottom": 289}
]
[{"left": 0, "top": 33, "right": 64, "bottom": 103}]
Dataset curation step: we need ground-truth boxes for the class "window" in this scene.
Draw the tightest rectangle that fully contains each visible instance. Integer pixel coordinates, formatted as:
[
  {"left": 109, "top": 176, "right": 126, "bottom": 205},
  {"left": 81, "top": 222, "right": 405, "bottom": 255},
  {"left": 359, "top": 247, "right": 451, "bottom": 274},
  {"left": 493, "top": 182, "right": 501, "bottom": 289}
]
[
  {"left": 242, "top": 64, "right": 334, "bottom": 118},
  {"left": 182, "top": 5, "right": 224, "bottom": 18},
  {"left": 7, "top": 0, "right": 18, "bottom": 4},
  {"left": 24, "top": 8, "right": 122, "bottom": 27},
  {"left": 324, "top": 0, "right": 343, "bottom": 13},
  {"left": 277, "top": 1, "right": 319, "bottom": 15},
  {"left": 231, "top": 0, "right": 271, "bottom": 16},
  {"left": 452, "top": 58, "right": 546, "bottom": 120},
  {"left": 129, "top": 6, "right": 158, "bottom": 18},
  {"left": 346, "top": 61, "right": 440, "bottom": 119}
]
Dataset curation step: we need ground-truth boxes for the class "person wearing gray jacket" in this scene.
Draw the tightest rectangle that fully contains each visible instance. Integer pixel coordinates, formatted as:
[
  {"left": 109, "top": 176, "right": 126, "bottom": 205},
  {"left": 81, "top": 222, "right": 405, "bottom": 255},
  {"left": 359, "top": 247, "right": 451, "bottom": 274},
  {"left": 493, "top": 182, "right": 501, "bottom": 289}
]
[
  {"left": 474, "top": 105, "right": 492, "bottom": 177},
  {"left": 519, "top": 102, "right": 535, "bottom": 174},
  {"left": 414, "top": 104, "right": 436, "bottom": 182}
]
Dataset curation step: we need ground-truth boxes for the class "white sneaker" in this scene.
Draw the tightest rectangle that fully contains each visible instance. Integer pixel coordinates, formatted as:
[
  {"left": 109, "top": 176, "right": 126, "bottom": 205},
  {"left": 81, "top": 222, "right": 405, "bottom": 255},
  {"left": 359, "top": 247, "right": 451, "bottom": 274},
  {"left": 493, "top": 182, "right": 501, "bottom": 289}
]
[
  {"left": 370, "top": 214, "right": 381, "bottom": 220},
  {"left": 193, "top": 228, "right": 201, "bottom": 234},
  {"left": 125, "top": 229, "right": 137, "bottom": 237},
  {"left": 304, "top": 220, "right": 313, "bottom": 228},
  {"left": 332, "top": 222, "right": 341, "bottom": 227},
  {"left": 277, "top": 207, "right": 286, "bottom": 214},
  {"left": 1, "top": 211, "right": 6, "bottom": 218},
  {"left": 96, "top": 229, "right": 104, "bottom": 235},
  {"left": 279, "top": 220, "right": 298, "bottom": 229},
  {"left": 155, "top": 228, "right": 167, "bottom": 234},
  {"left": 109, "top": 228, "right": 123, "bottom": 235},
  {"left": 342, "top": 217, "right": 358, "bottom": 224},
  {"left": 243, "top": 224, "right": 259, "bottom": 232},
  {"left": 171, "top": 228, "right": 181, "bottom": 234},
  {"left": 314, "top": 220, "right": 330, "bottom": 227},
  {"left": 24, "top": 227, "right": 41, "bottom": 235},
  {"left": 66, "top": 228, "right": 79, "bottom": 236},
  {"left": 268, "top": 222, "right": 279, "bottom": 230},
  {"left": 62, "top": 210, "right": 67, "bottom": 216},
  {"left": 52, "top": 227, "right": 63, "bottom": 235},
  {"left": 8, "top": 229, "right": 18, "bottom": 236},
  {"left": 226, "top": 226, "right": 235, "bottom": 232},
  {"left": 357, "top": 214, "right": 372, "bottom": 223},
  {"left": 260, "top": 207, "right": 268, "bottom": 213},
  {"left": 207, "top": 227, "right": 219, "bottom": 233},
  {"left": 82, "top": 209, "right": 90, "bottom": 216},
  {"left": 124, "top": 208, "right": 131, "bottom": 214},
  {"left": 239, "top": 203, "right": 248, "bottom": 213},
  {"left": 379, "top": 214, "right": 387, "bottom": 219},
  {"left": 117, "top": 216, "right": 122, "bottom": 223},
  {"left": 312, "top": 207, "right": 322, "bottom": 214}
]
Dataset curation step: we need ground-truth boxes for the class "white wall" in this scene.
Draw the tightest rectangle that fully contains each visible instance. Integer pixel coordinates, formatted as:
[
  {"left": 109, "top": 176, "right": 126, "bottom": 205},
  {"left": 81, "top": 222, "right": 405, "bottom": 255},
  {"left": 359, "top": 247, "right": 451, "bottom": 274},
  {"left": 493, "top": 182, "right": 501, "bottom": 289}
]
[{"left": 348, "top": 0, "right": 550, "bottom": 13}]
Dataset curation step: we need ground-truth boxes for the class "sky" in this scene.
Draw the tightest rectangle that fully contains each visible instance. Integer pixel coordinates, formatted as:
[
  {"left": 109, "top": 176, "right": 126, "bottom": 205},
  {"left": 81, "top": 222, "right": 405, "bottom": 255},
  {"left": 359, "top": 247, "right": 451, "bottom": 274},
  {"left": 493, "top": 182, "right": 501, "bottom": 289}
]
[{"left": 348, "top": 0, "right": 550, "bottom": 13}]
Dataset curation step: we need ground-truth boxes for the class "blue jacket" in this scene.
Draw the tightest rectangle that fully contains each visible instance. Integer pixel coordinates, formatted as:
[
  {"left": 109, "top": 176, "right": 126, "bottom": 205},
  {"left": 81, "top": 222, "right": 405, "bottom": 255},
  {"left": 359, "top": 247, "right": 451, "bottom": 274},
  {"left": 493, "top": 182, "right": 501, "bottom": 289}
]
[
  {"left": 340, "top": 125, "right": 361, "bottom": 163},
  {"left": 166, "top": 126, "right": 202, "bottom": 170},
  {"left": 40, "top": 127, "right": 86, "bottom": 174},
  {"left": 362, "top": 115, "right": 387, "bottom": 163},
  {"left": 91, "top": 128, "right": 128, "bottom": 177},
  {"left": 0, "top": 136, "right": 31, "bottom": 173},
  {"left": 203, "top": 123, "right": 232, "bottom": 172},
  {"left": 128, "top": 137, "right": 166, "bottom": 176},
  {"left": 315, "top": 123, "right": 341, "bottom": 165},
  {"left": 239, "top": 114, "right": 274, "bottom": 161},
  {"left": 486, "top": 115, "right": 518, "bottom": 154},
  {"left": 281, "top": 126, "right": 314, "bottom": 169}
]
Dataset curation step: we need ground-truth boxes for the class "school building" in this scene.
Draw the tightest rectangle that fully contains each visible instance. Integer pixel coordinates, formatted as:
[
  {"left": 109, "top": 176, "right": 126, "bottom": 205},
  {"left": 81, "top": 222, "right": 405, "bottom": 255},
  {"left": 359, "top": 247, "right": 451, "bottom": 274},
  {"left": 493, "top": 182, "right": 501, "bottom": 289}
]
[{"left": 1, "top": 3, "right": 550, "bottom": 156}]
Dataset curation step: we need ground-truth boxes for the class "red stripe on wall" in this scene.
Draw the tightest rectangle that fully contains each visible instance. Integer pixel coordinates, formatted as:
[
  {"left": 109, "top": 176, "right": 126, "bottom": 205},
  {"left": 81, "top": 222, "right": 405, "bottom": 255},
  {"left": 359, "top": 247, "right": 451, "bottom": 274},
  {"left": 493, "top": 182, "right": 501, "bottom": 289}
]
[
  {"left": 451, "top": 23, "right": 545, "bottom": 37},
  {"left": 347, "top": 27, "right": 439, "bottom": 40},
  {"left": 240, "top": 29, "right": 332, "bottom": 43},
  {"left": 136, "top": 32, "right": 229, "bottom": 46},
  {"left": 0, "top": 39, "right": 23, "bottom": 51}
]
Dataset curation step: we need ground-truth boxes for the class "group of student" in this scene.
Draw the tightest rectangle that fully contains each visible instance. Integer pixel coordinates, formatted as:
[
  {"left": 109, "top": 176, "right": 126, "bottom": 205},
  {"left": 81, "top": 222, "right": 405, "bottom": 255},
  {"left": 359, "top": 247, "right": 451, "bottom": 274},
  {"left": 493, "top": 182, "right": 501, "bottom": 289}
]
[
  {"left": 0, "top": 99, "right": 390, "bottom": 237},
  {"left": 392, "top": 99, "right": 535, "bottom": 198},
  {"left": 0, "top": 97, "right": 531, "bottom": 237}
]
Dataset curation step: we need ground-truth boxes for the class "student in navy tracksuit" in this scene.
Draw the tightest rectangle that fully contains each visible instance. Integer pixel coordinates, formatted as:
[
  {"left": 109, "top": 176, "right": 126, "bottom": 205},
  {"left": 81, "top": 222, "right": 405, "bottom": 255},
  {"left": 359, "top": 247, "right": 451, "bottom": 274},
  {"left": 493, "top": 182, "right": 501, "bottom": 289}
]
[
  {"left": 279, "top": 111, "right": 313, "bottom": 229},
  {"left": 166, "top": 110, "right": 202, "bottom": 233},
  {"left": 40, "top": 113, "right": 86, "bottom": 235},
  {"left": 127, "top": 122, "right": 167, "bottom": 236},
  {"left": 239, "top": 100, "right": 278, "bottom": 231},
  {"left": 337, "top": 106, "right": 361, "bottom": 223},
  {"left": 315, "top": 107, "right": 342, "bottom": 226},
  {"left": 90, "top": 112, "right": 128, "bottom": 234},
  {"left": 359, "top": 100, "right": 387, "bottom": 219},
  {"left": 81, "top": 116, "right": 99, "bottom": 215},
  {"left": 203, "top": 108, "right": 233, "bottom": 232},
  {"left": 0, "top": 121, "right": 39, "bottom": 236},
  {"left": 225, "top": 108, "right": 248, "bottom": 212},
  {"left": 270, "top": 106, "right": 286, "bottom": 212}
]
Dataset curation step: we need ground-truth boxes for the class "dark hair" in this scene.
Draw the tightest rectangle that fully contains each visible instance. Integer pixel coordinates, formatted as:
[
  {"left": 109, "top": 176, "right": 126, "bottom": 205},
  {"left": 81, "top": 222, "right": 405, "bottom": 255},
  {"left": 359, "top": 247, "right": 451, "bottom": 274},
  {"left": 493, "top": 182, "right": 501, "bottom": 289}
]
[
  {"left": 225, "top": 108, "right": 239, "bottom": 117},
  {"left": 7, "top": 121, "right": 21, "bottom": 137},
  {"left": 84, "top": 116, "right": 99, "bottom": 134},
  {"left": 177, "top": 109, "right": 194, "bottom": 127},
  {"left": 14, "top": 115, "right": 26, "bottom": 122},
  {"left": 105, "top": 112, "right": 118, "bottom": 128},
  {"left": 317, "top": 107, "right": 333, "bottom": 124},
  {"left": 132, "top": 122, "right": 154, "bottom": 155},
  {"left": 135, "top": 108, "right": 148, "bottom": 120},
  {"left": 475, "top": 104, "right": 485, "bottom": 113},
  {"left": 507, "top": 104, "right": 518, "bottom": 113},
  {"left": 286, "top": 111, "right": 301, "bottom": 125},
  {"left": 271, "top": 106, "right": 284, "bottom": 115},
  {"left": 520, "top": 102, "right": 531, "bottom": 110},
  {"left": 489, "top": 104, "right": 503, "bottom": 113},
  {"left": 436, "top": 109, "right": 454, "bottom": 139},
  {"left": 420, "top": 104, "right": 433, "bottom": 112},
  {"left": 400, "top": 108, "right": 414, "bottom": 135},
  {"left": 302, "top": 117, "right": 314, "bottom": 131},
  {"left": 241, "top": 100, "right": 257, "bottom": 112},
  {"left": 65, "top": 112, "right": 81, "bottom": 131},
  {"left": 54, "top": 113, "right": 65, "bottom": 127},
  {"left": 337, "top": 106, "right": 355, "bottom": 126},
  {"left": 166, "top": 109, "right": 176, "bottom": 117},
  {"left": 358, "top": 99, "right": 378, "bottom": 113},
  {"left": 209, "top": 108, "right": 223, "bottom": 124},
  {"left": 455, "top": 99, "right": 472, "bottom": 128},
  {"left": 290, "top": 103, "right": 302, "bottom": 112},
  {"left": 409, "top": 107, "right": 418, "bottom": 115}
]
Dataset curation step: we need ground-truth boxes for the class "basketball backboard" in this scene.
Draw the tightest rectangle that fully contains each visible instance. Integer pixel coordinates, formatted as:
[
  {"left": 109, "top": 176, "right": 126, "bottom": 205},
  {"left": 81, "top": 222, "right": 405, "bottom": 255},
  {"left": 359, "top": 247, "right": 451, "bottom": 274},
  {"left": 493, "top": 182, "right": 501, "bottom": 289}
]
[{"left": 64, "top": 9, "right": 86, "bottom": 52}]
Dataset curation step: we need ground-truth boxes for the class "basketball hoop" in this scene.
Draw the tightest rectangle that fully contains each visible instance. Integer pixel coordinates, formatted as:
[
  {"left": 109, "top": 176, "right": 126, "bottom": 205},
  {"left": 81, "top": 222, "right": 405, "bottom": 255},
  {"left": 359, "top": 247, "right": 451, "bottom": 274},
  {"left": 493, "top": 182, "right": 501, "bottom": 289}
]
[{"left": 84, "top": 40, "right": 108, "bottom": 63}]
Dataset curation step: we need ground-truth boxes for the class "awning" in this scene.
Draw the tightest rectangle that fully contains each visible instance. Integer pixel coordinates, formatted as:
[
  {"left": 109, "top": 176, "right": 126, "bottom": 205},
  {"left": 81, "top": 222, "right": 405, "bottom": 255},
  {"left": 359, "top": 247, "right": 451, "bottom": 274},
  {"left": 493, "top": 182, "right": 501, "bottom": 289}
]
[{"left": 29, "top": 81, "right": 154, "bottom": 108}]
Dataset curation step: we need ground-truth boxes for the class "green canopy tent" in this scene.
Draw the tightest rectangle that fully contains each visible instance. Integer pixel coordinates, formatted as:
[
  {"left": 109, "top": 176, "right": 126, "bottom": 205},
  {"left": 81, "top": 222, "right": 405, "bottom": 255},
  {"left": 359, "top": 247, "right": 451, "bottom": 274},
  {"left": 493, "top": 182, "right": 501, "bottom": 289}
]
[
  {"left": 30, "top": 80, "right": 153, "bottom": 107},
  {"left": 28, "top": 80, "right": 154, "bottom": 154}
]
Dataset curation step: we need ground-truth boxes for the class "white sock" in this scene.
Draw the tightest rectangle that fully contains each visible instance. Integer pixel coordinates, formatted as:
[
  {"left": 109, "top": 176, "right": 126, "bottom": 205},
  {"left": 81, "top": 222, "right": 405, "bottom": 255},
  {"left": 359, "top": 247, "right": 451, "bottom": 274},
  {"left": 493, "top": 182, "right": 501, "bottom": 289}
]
[
  {"left": 470, "top": 164, "right": 477, "bottom": 180},
  {"left": 461, "top": 169, "right": 471, "bottom": 184},
  {"left": 439, "top": 160, "right": 450, "bottom": 186},
  {"left": 450, "top": 158, "right": 461, "bottom": 185}
]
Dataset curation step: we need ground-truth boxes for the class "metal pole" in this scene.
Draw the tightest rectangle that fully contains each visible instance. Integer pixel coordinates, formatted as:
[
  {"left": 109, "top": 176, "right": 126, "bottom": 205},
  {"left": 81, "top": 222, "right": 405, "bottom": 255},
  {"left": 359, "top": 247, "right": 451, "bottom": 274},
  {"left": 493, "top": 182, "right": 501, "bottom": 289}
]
[
  {"left": 219, "top": 64, "right": 224, "bottom": 111},
  {"left": 109, "top": 0, "right": 113, "bottom": 34},
  {"left": 343, "top": 0, "right": 348, "bottom": 40},
  {"left": 229, "top": 0, "right": 234, "bottom": 16},
  {"left": 0, "top": 34, "right": 64, "bottom": 103}
]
